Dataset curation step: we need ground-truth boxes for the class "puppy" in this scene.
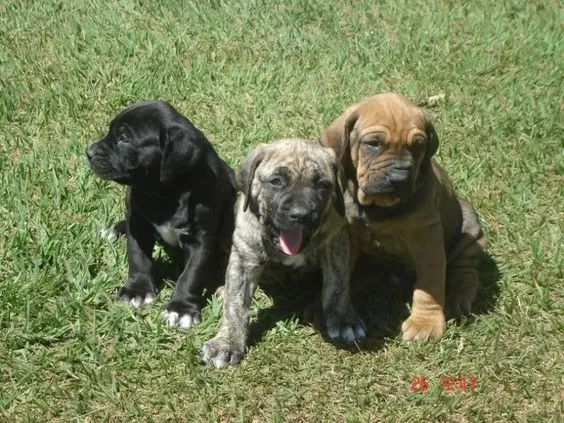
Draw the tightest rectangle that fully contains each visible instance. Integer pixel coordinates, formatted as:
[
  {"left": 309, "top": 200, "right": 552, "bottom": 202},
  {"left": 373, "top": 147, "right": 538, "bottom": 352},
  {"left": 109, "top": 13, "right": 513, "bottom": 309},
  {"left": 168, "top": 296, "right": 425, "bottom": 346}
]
[
  {"left": 202, "top": 139, "right": 365, "bottom": 367},
  {"left": 321, "top": 93, "right": 485, "bottom": 341},
  {"left": 87, "top": 101, "right": 237, "bottom": 328}
]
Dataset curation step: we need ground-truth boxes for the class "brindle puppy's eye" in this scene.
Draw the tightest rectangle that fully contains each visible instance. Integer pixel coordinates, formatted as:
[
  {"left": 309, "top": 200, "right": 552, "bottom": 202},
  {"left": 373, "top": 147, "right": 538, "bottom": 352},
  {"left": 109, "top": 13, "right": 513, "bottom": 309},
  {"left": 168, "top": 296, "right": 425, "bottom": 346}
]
[
  {"left": 315, "top": 179, "right": 331, "bottom": 190},
  {"left": 268, "top": 176, "right": 283, "bottom": 187}
]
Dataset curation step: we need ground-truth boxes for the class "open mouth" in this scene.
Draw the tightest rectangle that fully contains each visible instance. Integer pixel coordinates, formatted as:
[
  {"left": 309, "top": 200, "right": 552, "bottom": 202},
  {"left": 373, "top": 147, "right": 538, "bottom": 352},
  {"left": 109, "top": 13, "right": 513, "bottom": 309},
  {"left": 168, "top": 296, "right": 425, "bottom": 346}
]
[
  {"left": 279, "top": 229, "right": 303, "bottom": 256},
  {"left": 266, "top": 219, "right": 308, "bottom": 256}
]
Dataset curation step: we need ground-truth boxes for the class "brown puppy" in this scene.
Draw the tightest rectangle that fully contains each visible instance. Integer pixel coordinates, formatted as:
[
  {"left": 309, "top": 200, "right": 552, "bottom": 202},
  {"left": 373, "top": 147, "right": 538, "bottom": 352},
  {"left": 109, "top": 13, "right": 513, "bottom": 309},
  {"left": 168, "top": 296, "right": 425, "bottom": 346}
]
[{"left": 321, "top": 93, "right": 485, "bottom": 341}]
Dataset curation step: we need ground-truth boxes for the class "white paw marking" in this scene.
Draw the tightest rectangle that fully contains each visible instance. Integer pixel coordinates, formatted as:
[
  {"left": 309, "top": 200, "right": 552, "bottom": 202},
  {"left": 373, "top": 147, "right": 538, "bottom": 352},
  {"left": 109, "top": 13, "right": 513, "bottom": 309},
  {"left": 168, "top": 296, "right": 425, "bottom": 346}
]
[
  {"left": 165, "top": 311, "right": 200, "bottom": 330},
  {"left": 100, "top": 227, "right": 117, "bottom": 241},
  {"left": 166, "top": 311, "right": 179, "bottom": 327},
  {"left": 127, "top": 294, "right": 154, "bottom": 308},
  {"left": 178, "top": 315, "right": 194, "bottom": 329},
  {"left": 143, "top": 293, "right": 155, "bottom": 306},
  {"left": 129, "top": 297, "right": 142, "bottom": 308}
]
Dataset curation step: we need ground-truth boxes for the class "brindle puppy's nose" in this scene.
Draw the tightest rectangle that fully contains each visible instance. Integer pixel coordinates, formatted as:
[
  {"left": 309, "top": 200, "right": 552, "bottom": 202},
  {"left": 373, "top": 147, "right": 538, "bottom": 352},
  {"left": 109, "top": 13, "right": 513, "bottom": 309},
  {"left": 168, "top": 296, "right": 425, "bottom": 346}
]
[{"left": 288, "top": 204, "right": 310, "bottom": 224}]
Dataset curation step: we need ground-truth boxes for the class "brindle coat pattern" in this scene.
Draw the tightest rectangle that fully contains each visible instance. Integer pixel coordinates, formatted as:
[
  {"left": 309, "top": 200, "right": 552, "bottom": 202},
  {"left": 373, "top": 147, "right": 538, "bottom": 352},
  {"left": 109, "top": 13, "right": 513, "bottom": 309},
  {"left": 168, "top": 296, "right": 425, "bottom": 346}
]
[
  {"left": 202, "top": 139, "right": 365, "bottom": 367},
  {"left": 321, "top": 93, "right": 485, "bottom": 341}
]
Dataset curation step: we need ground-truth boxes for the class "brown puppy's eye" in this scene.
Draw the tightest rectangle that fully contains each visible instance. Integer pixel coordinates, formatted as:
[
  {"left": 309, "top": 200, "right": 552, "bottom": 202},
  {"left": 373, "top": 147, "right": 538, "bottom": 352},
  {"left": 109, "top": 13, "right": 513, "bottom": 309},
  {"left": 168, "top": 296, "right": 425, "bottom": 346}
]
[
  {"left": 412, "top": 135, "right": 426, "bottom": 149},
  {"left": 364, "top": 138, "right": 382, "bottom": 149}
]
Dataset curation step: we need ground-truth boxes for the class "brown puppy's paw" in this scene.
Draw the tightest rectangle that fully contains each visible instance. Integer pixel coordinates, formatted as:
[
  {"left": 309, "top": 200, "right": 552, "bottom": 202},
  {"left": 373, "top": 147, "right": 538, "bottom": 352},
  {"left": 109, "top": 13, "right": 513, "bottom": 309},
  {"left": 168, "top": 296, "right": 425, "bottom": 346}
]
[
  {"left": 401, "top": 311, "right": 446, "bottom": 341},
  {"left": 446, "top": 283, "right": 477, "bottom": 319}
]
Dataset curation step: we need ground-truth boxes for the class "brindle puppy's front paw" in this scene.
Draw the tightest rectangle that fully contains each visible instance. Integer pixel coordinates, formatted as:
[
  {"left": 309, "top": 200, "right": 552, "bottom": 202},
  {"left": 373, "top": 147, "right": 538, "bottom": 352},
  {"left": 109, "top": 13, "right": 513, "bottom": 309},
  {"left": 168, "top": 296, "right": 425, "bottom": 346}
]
[
  {"left": 325, "top": 307, "right": 367, "bottom": 343},
  {"left": 202, "top": 336, "right": 245, "bottom": 368},
  {"left": 118, "top": 278, "right": 157, "bottom": 308},
  {"left": 401, "top": 311, "right": 446, "bottom": 341}
]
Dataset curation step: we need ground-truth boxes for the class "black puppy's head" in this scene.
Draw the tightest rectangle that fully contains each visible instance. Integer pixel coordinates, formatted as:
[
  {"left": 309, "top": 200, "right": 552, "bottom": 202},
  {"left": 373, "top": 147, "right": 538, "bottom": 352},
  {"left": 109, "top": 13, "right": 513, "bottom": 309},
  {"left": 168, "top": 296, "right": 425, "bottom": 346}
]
[
  {"left": 86, "top": 101, "right": 207, "bottom": 185},
  {"left": 237, "top": 138, "right": 345, "bottom": 256}
]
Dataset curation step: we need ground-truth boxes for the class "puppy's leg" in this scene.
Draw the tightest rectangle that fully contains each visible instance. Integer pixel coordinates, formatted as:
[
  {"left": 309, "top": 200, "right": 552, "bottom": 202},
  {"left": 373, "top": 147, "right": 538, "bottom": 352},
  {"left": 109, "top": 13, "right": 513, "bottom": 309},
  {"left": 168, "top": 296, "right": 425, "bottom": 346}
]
[
  {"left": 322, "top": 228, "right": 366, "bottom": 342},
  {"left": 119, "top": 212, "right": 157, "bottom": 308},
  {"left": 165, "top": 236, "right": 217, "bottom": 329},
  {"left": 402, "top": 223, "right": 446, "bottom": 341},
  {"left": 202, "top": 249, "right": 262, "bottom": 367},
  {"left": 446, "top": 199, "right": 486, "bottom": 318}
]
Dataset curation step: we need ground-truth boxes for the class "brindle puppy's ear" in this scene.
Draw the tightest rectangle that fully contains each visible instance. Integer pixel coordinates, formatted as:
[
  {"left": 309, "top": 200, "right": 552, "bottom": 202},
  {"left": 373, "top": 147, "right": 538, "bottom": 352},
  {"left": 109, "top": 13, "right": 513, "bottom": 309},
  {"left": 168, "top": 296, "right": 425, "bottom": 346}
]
[
  {"left": 160, "top": 125, "right": 204, "bottom": 183},
  {"left": 236, "top": 145, "right": 267, "bottom": 212},
  {"left": 421, "top": 114, "right": 439, "bottom": 172}
]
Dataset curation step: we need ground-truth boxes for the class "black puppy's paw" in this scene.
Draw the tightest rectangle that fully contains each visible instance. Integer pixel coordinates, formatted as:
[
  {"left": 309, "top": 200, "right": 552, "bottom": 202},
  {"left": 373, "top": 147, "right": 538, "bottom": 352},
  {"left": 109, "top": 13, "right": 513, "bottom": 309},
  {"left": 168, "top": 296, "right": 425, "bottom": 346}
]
[
  {"left": 325, "top": 307, "right": 367, "bottom": 343},
  {"left": 164, "top": 300, "right": 201, "bottom": 330},
  {"left": 118, "top": 280, "right": 157, "bottom": 308},
  {"left": 202, "top": 336, "right": 245, "bottom": 368},
  {"left": 100, "top": 220, "right": 127, "bottom": 241}
]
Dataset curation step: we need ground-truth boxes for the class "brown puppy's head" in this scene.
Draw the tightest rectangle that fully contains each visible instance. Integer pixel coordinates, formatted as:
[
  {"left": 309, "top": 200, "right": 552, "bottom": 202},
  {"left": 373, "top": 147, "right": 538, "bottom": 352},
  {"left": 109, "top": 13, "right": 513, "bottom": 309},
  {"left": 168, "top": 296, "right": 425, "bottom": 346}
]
[{"left": 322, "top": 93, "right": 438, "bottom": 208}]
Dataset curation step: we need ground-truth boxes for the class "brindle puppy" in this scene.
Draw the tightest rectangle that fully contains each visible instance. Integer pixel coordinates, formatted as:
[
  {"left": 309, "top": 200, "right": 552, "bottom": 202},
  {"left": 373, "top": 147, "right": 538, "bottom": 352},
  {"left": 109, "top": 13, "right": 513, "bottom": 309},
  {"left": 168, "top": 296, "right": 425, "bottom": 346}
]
[
  {"left": 202, "top": 139, "right": 366, "bottom": 367},
  {"left": 321, "top": 93, "right": 485, "bottom": 341}
]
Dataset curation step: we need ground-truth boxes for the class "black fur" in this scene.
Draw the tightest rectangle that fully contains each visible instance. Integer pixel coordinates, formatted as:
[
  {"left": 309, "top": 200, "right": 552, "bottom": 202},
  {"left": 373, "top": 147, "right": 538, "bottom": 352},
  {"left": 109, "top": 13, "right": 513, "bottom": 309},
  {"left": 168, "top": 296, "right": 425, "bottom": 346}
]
[{"left": 87, "top": 101, "right": 237, "bottom": 324}]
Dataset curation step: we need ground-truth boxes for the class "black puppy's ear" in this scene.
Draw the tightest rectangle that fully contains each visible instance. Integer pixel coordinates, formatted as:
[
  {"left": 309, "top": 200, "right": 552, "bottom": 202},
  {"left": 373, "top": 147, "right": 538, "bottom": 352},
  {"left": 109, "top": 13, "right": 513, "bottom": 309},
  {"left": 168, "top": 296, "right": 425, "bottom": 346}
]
[
  {"left": 236, "top": 145, "right": 266, "bottom": 212},
  {"left": 422, "top": 115, "right": 439, "bottom": 172},
  {"left": 332, "top": 160, "right": 346, "bottom": 217},
  {"left": 160, "top": 125, "right": 204, "bottom": 183}
]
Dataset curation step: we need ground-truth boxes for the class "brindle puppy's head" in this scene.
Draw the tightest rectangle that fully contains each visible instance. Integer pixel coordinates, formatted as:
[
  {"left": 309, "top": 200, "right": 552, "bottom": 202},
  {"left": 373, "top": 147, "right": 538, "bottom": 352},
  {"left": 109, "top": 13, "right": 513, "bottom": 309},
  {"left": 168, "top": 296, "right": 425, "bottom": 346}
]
[
  {"left": 237, "top": 139, "right": 345, "bottom": 256},
  {"left": 322, "top": 93, "right": 438, "bottom": 208},
  {"left": 86, "top": 101, "right": 208, "bottom": 186}
]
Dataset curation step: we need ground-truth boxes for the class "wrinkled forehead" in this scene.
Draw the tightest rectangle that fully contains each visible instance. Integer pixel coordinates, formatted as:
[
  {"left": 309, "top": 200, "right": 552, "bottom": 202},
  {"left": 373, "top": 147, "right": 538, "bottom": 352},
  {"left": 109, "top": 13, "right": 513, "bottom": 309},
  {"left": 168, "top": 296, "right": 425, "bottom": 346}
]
[
  {"left": 259, "top": 142, "right": 334, "bottom": 181},
  {"left": 357, "top": 98, "right": 427, "bottom": 135}
]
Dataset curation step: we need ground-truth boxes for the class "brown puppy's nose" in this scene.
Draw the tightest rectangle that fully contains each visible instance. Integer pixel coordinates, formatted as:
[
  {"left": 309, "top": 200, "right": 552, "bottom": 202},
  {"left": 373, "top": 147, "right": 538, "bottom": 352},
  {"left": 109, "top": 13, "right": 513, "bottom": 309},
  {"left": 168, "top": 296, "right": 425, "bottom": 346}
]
[{"left": 388, "top": 163, "right": 412, "bottom": 184}]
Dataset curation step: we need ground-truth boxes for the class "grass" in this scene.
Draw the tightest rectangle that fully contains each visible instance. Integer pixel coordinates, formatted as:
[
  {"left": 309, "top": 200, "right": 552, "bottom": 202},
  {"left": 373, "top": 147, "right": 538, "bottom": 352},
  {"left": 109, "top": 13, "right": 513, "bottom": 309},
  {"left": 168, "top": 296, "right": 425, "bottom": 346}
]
[{"left": 0, "top": 0, "right": 562, "bottom": 421}]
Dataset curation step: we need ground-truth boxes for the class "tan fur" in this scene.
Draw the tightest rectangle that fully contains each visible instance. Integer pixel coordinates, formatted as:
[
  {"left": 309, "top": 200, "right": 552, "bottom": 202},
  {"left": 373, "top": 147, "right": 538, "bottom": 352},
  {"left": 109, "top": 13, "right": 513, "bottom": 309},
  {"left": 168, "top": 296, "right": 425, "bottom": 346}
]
[{"left": 321, "top": 93, "right": 485, "bottom": 341}]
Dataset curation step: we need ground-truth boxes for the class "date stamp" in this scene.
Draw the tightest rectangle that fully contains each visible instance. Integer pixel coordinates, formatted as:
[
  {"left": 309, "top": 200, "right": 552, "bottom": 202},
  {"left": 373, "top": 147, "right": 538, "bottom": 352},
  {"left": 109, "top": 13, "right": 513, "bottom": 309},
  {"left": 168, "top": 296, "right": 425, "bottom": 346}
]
[{"left": 410, "top": 375, "right": 478, "bottom": 393}]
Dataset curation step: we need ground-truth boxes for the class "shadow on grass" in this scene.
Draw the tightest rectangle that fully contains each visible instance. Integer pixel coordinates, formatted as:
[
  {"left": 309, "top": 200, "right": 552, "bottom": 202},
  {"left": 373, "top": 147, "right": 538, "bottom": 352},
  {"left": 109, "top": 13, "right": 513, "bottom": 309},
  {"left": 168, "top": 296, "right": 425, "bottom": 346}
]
[{"left": 247, "top": 249, "right": 501, "bottom": 353}]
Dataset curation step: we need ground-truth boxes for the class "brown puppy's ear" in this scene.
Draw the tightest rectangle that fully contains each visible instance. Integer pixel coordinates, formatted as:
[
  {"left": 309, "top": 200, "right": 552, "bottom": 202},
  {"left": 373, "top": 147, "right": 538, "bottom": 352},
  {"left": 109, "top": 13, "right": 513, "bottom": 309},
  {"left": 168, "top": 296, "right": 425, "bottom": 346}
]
[
  {"left": 237, "top": 145, "right": 266, "bottom": 212},
  {"left": 321, "top": 107, "right": 359, "bottom": 179},
  {"left": 160, "top": 125, "right": 204, "bottom": 183},
  {"left": 331, "top": 160, "right": 346, "bottom": 217},
  {"left": 422, "top": 115, "right": 439, "bottom": 172}
]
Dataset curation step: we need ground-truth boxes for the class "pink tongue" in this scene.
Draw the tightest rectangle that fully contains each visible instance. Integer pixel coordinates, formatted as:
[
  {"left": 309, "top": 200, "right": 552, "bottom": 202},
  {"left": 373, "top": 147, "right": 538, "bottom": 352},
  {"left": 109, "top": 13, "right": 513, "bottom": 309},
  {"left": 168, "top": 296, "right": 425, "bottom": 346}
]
[{"left": 279, "top": 229, "right": 303, "bottom": 256}]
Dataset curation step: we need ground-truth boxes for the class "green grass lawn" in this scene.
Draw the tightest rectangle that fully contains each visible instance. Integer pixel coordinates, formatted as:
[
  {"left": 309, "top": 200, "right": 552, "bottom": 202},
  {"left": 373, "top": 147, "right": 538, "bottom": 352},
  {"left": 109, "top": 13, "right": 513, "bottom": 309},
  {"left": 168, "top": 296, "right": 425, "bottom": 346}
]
[{"left": 1, "top": 0, "right": 562, "bottom": 421}]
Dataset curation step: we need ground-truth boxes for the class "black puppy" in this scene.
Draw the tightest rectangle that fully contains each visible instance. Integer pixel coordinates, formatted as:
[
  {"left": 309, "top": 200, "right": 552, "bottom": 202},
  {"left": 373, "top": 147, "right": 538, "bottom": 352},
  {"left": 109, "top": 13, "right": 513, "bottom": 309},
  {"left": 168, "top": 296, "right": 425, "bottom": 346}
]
[{"left": 87, "top": 101, "right": 237, "bottom": 329}]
